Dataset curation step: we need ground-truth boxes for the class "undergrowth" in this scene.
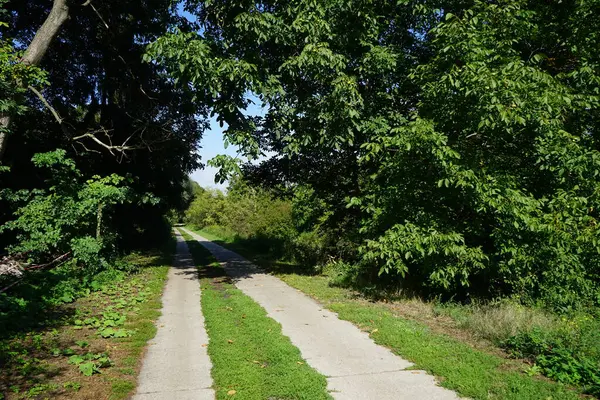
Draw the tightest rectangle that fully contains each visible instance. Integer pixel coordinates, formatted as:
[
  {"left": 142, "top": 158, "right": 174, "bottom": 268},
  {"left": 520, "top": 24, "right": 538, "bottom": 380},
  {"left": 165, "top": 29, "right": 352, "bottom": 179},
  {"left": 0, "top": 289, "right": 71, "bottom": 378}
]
[{"left": 0, "top": 240, "right": 172, "bottom": 399}]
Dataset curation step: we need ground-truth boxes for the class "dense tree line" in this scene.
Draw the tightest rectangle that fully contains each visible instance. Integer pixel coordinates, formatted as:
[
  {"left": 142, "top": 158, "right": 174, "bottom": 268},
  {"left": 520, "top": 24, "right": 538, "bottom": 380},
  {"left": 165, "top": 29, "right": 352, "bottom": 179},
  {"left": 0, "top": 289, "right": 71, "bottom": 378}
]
[
  {"left": 158, "top": 0, "right": 600, "bottom": 311},
  {"left": 2, "top": 0, "right": 600, "bottom": 313},
  {"left": 0, "top": 0, "right": 203, "bottom": 318},
  {"left": 0, "top": 0, "right": 203, "bottom": 254}
]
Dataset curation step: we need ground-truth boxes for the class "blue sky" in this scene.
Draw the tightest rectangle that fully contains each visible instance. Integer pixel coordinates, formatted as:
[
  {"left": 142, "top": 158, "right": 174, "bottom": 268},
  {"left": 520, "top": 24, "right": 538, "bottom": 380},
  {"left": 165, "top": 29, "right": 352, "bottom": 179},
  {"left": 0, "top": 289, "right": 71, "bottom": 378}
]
[
  {"left": 190, "top": 117, "right": 237, "bottom": 191},
  {"left": 191, "top": 100, "right": 266, "bottom": 190}
]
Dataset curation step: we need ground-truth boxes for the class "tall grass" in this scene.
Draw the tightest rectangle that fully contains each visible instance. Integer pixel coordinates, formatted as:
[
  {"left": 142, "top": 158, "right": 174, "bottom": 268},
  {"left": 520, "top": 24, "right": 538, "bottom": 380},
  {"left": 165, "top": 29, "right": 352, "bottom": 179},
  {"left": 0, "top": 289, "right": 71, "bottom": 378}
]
[{"left": 436, "top": 300, "right": 556, "bottom": 344}]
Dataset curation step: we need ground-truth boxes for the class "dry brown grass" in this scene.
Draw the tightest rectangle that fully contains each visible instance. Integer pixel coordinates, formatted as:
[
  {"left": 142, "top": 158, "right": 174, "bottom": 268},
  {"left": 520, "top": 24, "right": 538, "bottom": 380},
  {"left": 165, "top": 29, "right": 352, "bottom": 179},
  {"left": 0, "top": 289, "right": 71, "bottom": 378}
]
[
  {"left": 380, "top": 296, "right": 556, "bottom": 356},
  {"left": 445, "top": 300, "right": 556, "bottom": 344}
]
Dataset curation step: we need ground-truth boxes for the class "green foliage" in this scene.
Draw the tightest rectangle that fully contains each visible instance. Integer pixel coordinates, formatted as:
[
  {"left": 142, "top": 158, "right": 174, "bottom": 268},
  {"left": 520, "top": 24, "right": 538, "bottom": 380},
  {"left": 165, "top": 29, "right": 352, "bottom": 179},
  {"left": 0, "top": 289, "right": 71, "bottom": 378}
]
[
  {"left": 361, "top": 223, "right": 488, "bottom": 290},
  {"left": 22, "top": 383, "right": 59, "bottom": 398},
  {"left": 72, "top": 300, "right": 135, "bottom": 338},
  {"left": 1, "top": 0, "right": 203, "bottom": 256},
  {"left": 95, "top": 309, "right": 133, "bottom": 338},
  {"left": 63, "top": 381, "right": 81, "bottom": 392},
  {"left": 185, "top": 177, "right": 296, "bottom": 255},
  {"left": 159, "top": 0, "right": 600, "bottom": 311},
  {"left": 1, "top": 150, "right": 130, "bottom": 267},
  {"left": 504, "top": 322, "right": 600, "bottom": 396},
  {"left": 322, "top": 260, "right": 362, "bottom": 289},
  {"left": 0, "top": 4, "right": 48, "bottom": 120},
  {"left": 290, "top": 231, "right": 328, "bottom": 267},
  {"left": 68, "top": 352, "right": 112, "bottom": 376},
  {"left": 388, "top": 0, "right": 600, "bottom": 309},
  {"left": 185, "top": 187, "right": 227, "bottom": 228},
  {"left": 185, "top": 178, "right": 351, "bottom": 270},
  {"left": 99, "top": 327, "right": 131, "bottom": 338}
]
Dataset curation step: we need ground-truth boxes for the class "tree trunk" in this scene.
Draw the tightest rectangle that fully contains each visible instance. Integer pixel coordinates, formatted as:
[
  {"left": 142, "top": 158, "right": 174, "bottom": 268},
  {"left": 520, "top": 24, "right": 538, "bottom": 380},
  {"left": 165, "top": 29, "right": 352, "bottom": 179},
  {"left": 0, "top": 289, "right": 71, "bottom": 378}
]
[
  {"left": 0, "top": 0, "right": 70, "bottom": 160},
  {"left": 0, "top": 114, "right": 9, "bottom": 160},
  {"left": 96, "top": 202, "right": 104, "bottom": 241}
]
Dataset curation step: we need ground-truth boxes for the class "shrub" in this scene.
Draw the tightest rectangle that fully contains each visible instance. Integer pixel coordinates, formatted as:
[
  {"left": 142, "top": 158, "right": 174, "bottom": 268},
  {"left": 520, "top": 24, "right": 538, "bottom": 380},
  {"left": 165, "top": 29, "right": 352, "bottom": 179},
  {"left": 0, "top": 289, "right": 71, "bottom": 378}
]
[
  {"left": 323, "top": 260, "right": 364, "bottom": 289},
  {"left": 503, "top": 318, "right": 600, "bottom": 396},
  {"left": 0, "top": 150, "right": 138, "bottom": 334},
  {"left": 185, "top": 178, "right": 297, "bottom": 258},
  {"left": 291, "top": 231, "right": 328, "bottom": 267},
  {"left": 185, "top": 189, "right": 226, "bottom": 228},
  {"left": 0, "top": 150, "right": 130, "bottom": 267}
]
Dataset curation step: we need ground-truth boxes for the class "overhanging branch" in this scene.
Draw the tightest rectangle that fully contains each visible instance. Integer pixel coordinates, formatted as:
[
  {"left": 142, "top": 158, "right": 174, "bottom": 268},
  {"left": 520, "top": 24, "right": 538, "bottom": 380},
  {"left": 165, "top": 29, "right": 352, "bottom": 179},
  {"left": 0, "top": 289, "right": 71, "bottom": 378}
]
[
  {"left": 29, "top": 86, "right": 144, "bottom": 159},
  {"left": 72, "top": 131, "right": 143, "bottom": 155}
]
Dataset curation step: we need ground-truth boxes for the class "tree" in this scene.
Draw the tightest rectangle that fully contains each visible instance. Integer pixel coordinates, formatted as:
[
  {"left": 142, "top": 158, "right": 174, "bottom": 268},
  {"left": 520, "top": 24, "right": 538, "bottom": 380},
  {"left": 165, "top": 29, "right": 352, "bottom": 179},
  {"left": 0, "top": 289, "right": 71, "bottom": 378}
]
[
  {"left": 0, "top": 0, "right": 69, "bottom": 159},
  {"left": 1, "top": 0, "right": 205, "bottom": 253},
  {"left": 153, "top": 0, "right": 600, "bottom": 309}
]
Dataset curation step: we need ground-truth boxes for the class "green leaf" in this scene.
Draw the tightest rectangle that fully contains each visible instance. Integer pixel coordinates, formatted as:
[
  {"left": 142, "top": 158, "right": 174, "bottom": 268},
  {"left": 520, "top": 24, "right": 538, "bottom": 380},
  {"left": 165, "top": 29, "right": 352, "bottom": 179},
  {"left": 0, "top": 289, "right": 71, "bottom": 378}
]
[{"left": 79, "top": 362, "right": 96, "bottom": 377}]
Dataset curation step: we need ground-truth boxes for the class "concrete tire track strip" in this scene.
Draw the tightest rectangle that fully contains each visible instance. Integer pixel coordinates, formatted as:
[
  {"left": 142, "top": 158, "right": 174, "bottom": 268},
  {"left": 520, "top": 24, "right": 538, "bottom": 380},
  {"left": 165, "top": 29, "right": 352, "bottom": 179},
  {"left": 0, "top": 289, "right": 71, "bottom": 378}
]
[
  {"left": 133, "top": 230, "right": 214, "bottom": 400},
  {"left": 174, "top": 227, "right": 461, "bottom": 400}
]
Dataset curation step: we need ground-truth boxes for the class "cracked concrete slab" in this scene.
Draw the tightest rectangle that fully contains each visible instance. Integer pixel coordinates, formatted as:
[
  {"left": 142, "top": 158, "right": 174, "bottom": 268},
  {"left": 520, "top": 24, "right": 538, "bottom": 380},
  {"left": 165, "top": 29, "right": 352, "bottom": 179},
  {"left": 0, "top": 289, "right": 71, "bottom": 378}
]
[
  {"left": 132, "top": 230, "right": 214, "bottom": 400},
  {"left": 181, "top": 227, "right": 460, "bottom": 400}
]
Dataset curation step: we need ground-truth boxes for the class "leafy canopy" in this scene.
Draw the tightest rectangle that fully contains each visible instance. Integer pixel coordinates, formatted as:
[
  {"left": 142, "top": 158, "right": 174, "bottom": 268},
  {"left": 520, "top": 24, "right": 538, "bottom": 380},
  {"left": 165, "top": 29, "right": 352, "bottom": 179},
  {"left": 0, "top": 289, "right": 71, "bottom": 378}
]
[{"left": 154, "top": 0, "right": 600, "bottom": 310}]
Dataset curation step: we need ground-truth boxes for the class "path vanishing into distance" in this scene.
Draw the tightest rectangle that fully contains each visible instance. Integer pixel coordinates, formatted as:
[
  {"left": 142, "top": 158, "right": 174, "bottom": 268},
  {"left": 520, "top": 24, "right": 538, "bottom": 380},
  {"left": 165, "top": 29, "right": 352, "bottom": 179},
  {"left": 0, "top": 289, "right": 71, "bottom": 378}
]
[
  {"left": 133, "top": 230, "right": 214, "bottom": 400},
  {"left": 134, "top": 227, "right": 460, "bottom": 399}
]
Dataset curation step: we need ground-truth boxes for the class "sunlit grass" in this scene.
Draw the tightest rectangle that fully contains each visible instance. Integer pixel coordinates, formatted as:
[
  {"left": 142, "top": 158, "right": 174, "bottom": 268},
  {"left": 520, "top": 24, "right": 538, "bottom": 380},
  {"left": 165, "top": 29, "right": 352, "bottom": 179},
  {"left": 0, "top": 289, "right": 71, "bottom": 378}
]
[{"left": 180, "top": 230, "right": 331, "bottom": 400}]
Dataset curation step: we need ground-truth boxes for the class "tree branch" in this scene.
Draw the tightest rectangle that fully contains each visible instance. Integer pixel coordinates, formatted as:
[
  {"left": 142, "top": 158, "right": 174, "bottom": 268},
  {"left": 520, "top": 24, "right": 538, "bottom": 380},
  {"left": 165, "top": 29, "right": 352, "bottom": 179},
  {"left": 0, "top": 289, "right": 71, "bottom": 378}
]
[
  {"left": 0, "top": 0, "right": 70, "bottom": 159},
  {"left": 72, "top": 132, "right": 143, "bottom": 155},
  {"left": 29, "top": 86, "right": 144, "bottom": 158},
  {"left": 22, "top": 0, "right": 70, "bottom": 66},
  {"left": 28, "top": 86, "right": 63, "bottom": 125},
  {"left": 87, "top": 2, "right": 109, "bottom": 30}
]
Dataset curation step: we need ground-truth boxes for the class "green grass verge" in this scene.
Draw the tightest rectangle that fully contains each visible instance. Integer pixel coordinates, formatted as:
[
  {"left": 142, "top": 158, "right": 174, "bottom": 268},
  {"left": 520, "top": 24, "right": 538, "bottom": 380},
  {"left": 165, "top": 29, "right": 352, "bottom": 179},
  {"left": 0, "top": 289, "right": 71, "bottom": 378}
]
[
  {"left": 179, "top": 229, "right": 331, "bottom": 400},
  {"left": 108, "top": 253, "right": 170, "bottom": 399},
  {"left": 189, "top": 226, "right": 583, "bottom": 400}
]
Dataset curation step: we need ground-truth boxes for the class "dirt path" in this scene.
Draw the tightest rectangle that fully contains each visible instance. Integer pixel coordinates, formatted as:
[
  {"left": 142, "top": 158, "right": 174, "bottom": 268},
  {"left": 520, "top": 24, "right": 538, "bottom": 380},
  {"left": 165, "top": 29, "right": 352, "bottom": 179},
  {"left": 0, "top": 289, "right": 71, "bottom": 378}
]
[
  {"left": 132, "top": 230, "right": 214, "bottom": 400},
  {"left": 181, "top": 227, "right": 460, "bottom": 400}
]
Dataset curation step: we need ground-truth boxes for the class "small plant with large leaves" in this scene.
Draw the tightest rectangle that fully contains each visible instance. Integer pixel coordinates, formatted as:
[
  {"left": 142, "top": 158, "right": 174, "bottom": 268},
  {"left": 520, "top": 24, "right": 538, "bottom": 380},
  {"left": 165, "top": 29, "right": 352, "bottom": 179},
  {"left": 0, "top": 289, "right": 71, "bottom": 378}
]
[{"left": 68, "top": 352, "right": 113, "bottom": 376}]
